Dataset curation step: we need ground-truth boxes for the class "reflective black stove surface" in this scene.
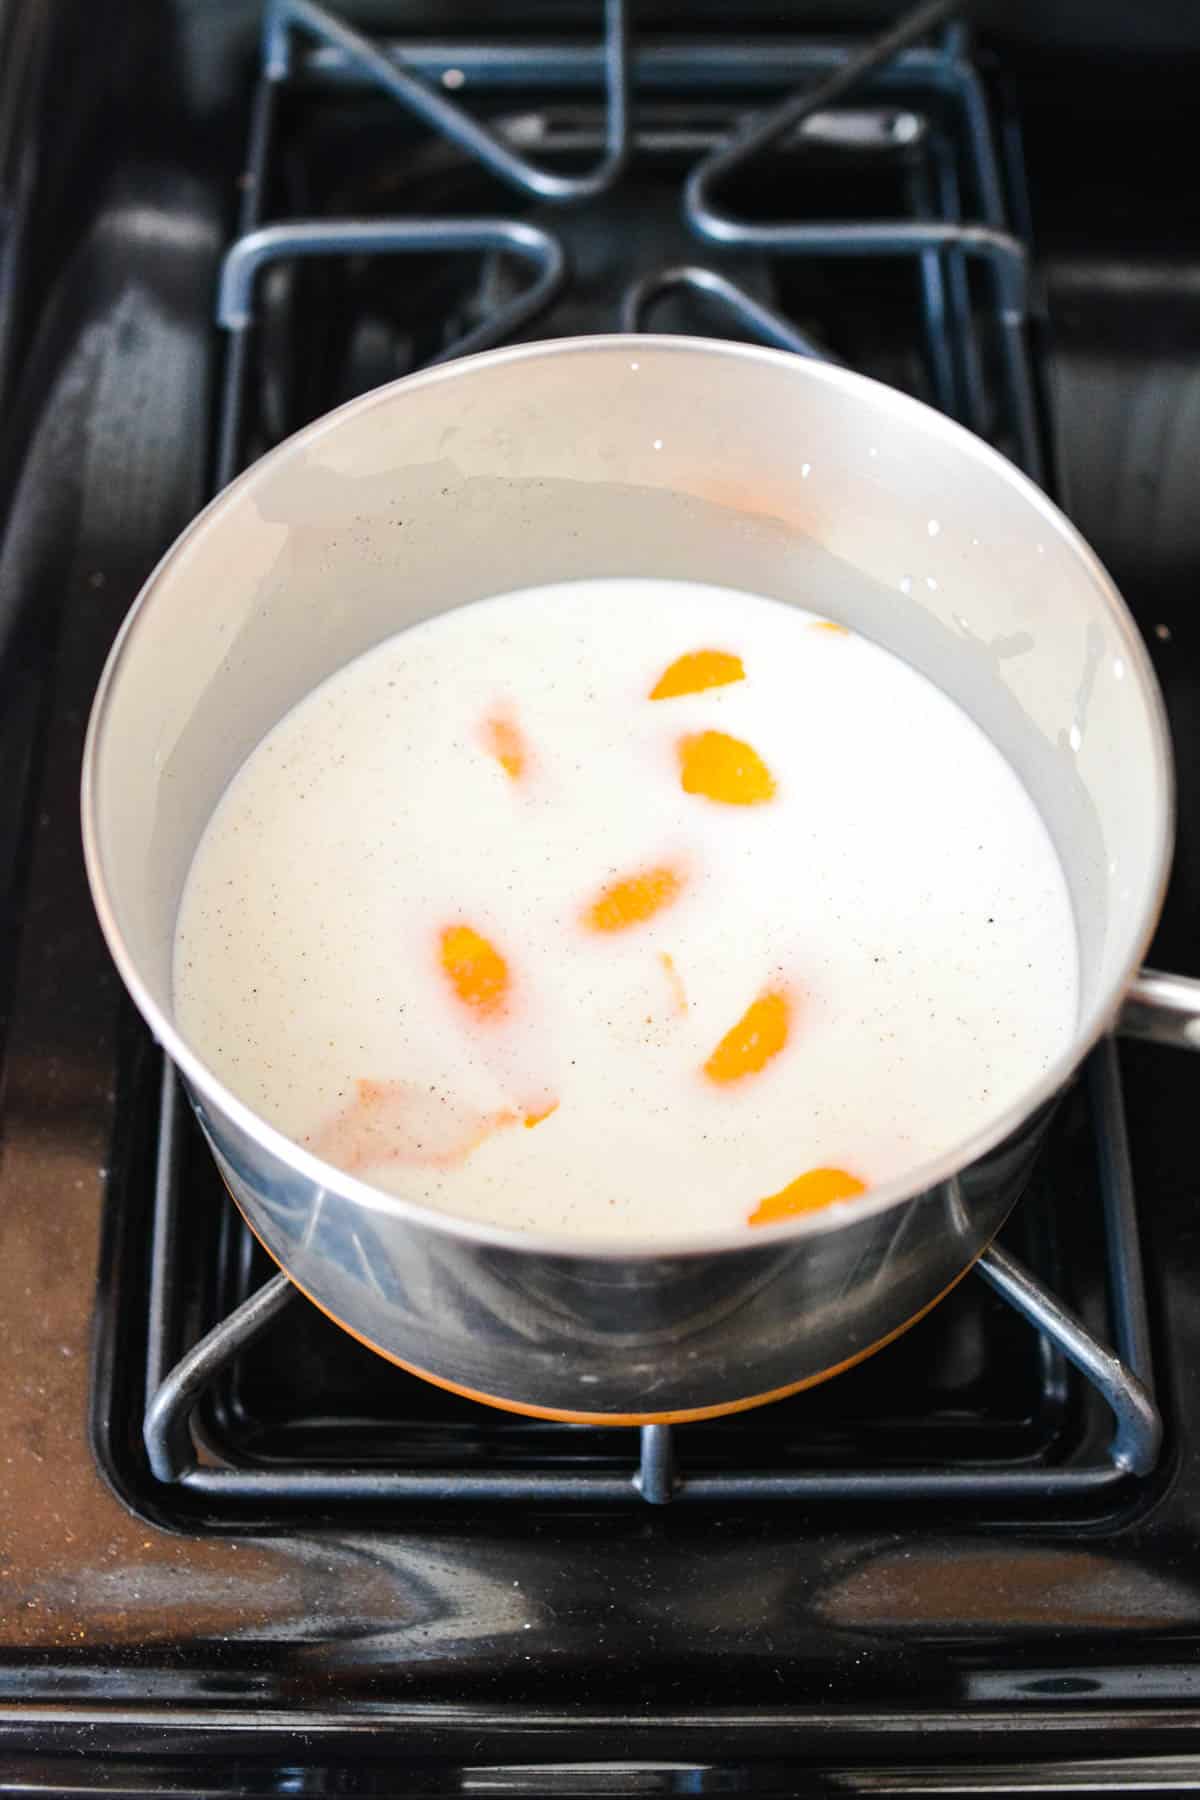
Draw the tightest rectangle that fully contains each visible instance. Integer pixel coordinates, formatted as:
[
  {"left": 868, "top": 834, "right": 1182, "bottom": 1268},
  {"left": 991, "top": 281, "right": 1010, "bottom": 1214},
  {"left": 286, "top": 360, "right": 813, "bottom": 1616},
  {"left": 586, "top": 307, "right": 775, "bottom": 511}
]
[{"left": 4, "top": 1, "right": 1200, "bottom": 1791}]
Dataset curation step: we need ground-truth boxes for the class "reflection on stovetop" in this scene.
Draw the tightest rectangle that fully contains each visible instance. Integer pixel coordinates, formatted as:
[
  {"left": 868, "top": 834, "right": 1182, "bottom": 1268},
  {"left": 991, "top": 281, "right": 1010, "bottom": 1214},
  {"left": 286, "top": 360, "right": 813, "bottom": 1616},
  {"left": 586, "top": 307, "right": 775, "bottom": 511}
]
[{"left": 3, "top": 0, "right": 1200, "bottom": 1771}]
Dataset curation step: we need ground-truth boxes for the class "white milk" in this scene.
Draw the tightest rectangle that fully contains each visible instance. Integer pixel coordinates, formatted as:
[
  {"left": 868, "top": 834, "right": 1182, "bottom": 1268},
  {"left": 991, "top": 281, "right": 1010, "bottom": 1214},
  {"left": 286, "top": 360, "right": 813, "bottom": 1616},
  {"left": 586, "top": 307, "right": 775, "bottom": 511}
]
[{"left": 173, "top": 577, "right": 1078, "bottom": 1245}]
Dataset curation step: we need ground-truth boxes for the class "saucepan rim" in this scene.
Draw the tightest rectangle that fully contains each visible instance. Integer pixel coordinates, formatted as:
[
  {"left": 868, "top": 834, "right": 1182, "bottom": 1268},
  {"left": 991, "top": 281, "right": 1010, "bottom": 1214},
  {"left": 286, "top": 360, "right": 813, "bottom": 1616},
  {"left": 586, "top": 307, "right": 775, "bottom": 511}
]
[{"left": 80, "top": 333, "right": 1175, "bottom": 1261}]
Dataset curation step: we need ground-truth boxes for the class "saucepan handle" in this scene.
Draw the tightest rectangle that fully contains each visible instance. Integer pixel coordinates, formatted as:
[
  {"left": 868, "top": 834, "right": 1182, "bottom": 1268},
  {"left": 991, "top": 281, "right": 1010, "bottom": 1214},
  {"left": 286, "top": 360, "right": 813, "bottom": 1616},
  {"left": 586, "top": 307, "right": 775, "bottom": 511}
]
[{"left": 1118, "top": 968, "right": 1200, "bottom": 1051}]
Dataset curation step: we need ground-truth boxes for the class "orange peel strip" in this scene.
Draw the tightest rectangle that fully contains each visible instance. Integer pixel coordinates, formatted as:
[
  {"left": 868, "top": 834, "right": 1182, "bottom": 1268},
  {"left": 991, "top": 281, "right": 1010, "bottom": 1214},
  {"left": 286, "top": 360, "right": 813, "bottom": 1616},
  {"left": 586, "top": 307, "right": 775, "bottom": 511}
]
[
  {"left": 660, "top": 951, "right": 687, "bottom": 1015},
  {"left": 584, "top": 865, "right": 684, "bottom": 933},
  {"left": 310, "top": 1080, "right": 518, "bottom": 1173},
  {"left": 677, "top": 730, "right": 776, "bottom": 806},
  {"left": 749, "top": 1166, "right": 867, "bottom": 1226},
  {"left": 703, "top": 989, "right": 790, "bottom": 1084},
  {"left": 524, "top": 1102, "right": 559, "bottom": 1129},
  {"left": 439, "top": 924, "right": 511, "bottom": 1019},
  {"left": 482, "top": 712, "right": 528, "bottom": 780},
  {"left": 650, "top": 649, "right": 745, "bottom": 700}
]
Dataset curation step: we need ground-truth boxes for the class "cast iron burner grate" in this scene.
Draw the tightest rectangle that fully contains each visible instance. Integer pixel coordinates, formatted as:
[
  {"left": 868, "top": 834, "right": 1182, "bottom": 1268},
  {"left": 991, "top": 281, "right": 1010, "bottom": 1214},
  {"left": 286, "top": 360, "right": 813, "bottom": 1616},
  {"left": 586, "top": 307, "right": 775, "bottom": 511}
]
[{"left": 92, "top": 0, "right": 1161, "bottom": 1527}]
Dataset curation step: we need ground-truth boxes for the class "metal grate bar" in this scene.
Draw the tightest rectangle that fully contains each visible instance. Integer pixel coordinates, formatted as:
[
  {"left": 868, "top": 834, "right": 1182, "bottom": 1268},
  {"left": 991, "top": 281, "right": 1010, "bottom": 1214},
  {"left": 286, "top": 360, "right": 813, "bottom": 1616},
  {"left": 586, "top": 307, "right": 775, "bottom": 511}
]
[
  {"left": 620, "top": 264, "right": 832, "bottom": 360},
  {"left": 683, "top": 0, "right": 958, "bottom": 231},
  {"left": 214, "top": 218, "right": 565, "bottom": 488},
  {"left": 676, "top": 0, "right": 1040, "bottom": 480},
  {"left": 928, "top": 133, "right": 989, "bottom": 431},
  {"left": 635, "top": 1425, "right": 677, "bottom": 1505},
  {"left": 145, "top": 1269, "right": 296, "bottom": 1484},
  {"left": 144, "top": 1063, "right": 188, "bottom": 1405},
  {"left": 174, "top": 1460, "right": 1133, "bottom": 1506},
  {"left": 906, "top": 155, "right": 961, "bottom": 419},
  {"left": 213, "top": 68, "right": 273, "bottom": 490},
  {"left": 976, "top": 1245, "right": 1160, "bottom": 1476},
  {"left": 294, "top": 38, "right": 971, "bottom": 99},
  {"left": 1088, "top": 1038, "right": 1156, "bottom": 1388},
  {"left": 269, "top": 0, "right": 629, "bottom": 203}
]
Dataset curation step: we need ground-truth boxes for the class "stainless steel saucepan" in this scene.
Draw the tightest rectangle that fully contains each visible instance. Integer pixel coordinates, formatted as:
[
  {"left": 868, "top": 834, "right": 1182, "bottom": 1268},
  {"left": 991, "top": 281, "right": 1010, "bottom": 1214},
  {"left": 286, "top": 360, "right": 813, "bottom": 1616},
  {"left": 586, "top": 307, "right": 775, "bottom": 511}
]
[{"left": 81, "top": 336, "right": 1200, "bottom": 1423}]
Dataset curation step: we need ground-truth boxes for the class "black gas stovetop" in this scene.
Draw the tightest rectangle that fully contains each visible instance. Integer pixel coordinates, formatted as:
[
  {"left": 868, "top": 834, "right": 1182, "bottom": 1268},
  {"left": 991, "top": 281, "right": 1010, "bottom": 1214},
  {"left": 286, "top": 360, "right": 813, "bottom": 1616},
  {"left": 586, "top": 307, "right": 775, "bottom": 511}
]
[{"left": 3, "top": 1, "right": 1200, "bottom": 1792}]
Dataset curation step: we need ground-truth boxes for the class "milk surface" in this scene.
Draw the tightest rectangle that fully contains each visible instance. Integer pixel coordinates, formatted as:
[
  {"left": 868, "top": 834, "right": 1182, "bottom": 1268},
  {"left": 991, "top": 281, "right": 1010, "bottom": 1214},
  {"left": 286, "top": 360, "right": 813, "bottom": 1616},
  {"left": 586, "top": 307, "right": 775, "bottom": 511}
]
[{"left": 173, "top": 577, "right": 1078, "bottom": 1245}]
